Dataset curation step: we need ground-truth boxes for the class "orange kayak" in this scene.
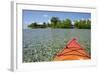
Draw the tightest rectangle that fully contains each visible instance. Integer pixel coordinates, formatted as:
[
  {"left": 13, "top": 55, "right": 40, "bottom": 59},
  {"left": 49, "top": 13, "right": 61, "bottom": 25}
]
[{"left": 54, "top": 38, "right": 90, "bottom": 61}]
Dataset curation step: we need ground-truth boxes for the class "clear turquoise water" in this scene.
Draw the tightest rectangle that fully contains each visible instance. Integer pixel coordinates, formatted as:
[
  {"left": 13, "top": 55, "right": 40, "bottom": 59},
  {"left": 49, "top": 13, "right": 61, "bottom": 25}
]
[{"left": 23, "top": 29, "right": 91, "bottom": 62}]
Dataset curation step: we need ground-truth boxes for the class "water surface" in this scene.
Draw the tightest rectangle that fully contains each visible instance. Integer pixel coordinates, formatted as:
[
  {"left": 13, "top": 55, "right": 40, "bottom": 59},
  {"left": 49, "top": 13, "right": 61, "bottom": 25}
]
[{"left": 23, "top": 29, "right": 91, "bottom": 62}]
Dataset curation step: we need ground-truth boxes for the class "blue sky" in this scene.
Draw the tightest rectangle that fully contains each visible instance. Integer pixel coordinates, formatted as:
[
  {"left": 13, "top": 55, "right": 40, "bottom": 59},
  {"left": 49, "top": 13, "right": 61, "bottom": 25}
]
[{"left": 23, "top": 10, "right": 91, "bottom": 29}]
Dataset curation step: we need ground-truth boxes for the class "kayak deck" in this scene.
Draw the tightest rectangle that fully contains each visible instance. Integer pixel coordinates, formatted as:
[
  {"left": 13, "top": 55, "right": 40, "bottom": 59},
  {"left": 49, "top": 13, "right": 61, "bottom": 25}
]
[{"left": 54, "top": 38, "right": 90, "bottom": 61}]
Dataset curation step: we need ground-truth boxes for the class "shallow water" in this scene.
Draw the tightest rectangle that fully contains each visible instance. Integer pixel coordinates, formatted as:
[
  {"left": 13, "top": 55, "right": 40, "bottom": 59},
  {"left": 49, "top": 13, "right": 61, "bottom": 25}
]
[{"left": 23, "top": 29, "right": 91, "bottom": 62}]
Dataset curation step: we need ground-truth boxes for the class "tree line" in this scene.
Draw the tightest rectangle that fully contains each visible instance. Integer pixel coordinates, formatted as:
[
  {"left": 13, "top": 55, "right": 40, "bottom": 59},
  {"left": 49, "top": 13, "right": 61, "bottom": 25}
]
[{"left": 28, "top": 17, "right": 91, "bottom": 29}]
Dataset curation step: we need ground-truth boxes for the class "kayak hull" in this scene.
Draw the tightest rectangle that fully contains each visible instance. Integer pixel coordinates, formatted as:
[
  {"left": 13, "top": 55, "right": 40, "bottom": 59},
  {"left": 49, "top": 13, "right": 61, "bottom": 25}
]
[{"left": 54, "top": 38, "right": 90, "bottom": 61}]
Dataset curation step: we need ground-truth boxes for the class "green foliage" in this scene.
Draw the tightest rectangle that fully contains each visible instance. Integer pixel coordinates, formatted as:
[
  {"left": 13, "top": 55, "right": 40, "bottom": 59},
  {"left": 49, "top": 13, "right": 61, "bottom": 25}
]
[
  {"left": 51, "top": 17, "right": 60, "bottom": 28},
  {"left": 28, "top": 22, "right": 37, "bottom": 29},
  {"left": 28, "top": 22, "right": 47, "bottom": 28},
  {"left": 74, "top": 20, "right": 91, "bottom": 29},
  {"left": 27, "top": 17, "right": 91, "bottom": 29},
  {"left": 50, "top": 17, "right": 72, "bottom": 28},
  {"left": 61, "top": 19, "right": 72, "bottom": 28}
]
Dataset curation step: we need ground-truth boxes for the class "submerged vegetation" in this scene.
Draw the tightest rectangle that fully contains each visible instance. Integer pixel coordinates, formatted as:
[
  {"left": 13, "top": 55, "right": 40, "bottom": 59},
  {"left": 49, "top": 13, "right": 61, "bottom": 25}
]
[
  {"left": 23, "top": 29, "right": 90, "bottom": 62},
  {"left": 28, "top": 16, "right": 91, "bottom": 29}
]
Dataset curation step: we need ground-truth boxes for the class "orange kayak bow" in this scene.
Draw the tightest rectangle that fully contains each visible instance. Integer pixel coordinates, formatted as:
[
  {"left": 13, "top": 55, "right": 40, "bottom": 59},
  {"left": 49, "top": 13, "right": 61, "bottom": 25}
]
[{"left": 54, "top": 38, "right": 90, "bottom": 61}]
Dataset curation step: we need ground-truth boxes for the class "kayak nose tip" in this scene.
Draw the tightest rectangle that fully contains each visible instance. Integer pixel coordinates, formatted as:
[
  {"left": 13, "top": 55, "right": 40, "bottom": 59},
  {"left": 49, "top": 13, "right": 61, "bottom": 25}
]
[{"left": 73, "top": 38, "right": 77, "bottom": 40}]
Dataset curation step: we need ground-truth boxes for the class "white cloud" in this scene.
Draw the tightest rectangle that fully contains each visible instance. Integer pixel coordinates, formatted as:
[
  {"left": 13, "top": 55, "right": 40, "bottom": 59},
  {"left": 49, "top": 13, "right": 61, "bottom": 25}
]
[
  {"left": 38, "top": 22, "right": 43, "bottom": 25},
  {"left": 72, "top": 21, "right": 74, "bottom": 25},
  {"left": 47, "top": 19, "right": 51, "bottom": 23},
  {"left": 81, "top": 18, "right": 85, "bottom": 20},
  {"left": 43, "top": 14, "right": 49, "bottom": 18},
  {"left": 88, "top": 18, "right": 91, "bottom": 20}
]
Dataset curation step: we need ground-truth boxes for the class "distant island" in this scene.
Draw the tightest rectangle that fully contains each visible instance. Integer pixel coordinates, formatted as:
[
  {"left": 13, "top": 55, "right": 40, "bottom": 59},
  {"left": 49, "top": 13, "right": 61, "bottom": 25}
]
[{"left": 28, "top": 17, "right": 91, "bottom": 29}]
